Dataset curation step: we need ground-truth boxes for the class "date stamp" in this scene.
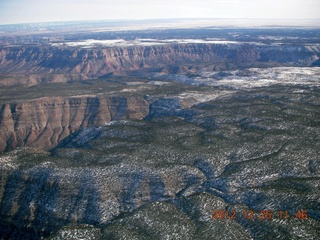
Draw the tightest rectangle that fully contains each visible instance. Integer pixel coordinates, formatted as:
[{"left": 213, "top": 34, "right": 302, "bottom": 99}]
[{"left": 212, "top": 209, "right": 308, "bottom": 220}]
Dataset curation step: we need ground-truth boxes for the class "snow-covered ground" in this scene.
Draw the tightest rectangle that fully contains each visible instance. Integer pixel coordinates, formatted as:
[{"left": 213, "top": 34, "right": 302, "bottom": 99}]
[
  {"left": 149, "top": 67, "right": 320, "bottom": 89},
  {"left": 51, "top": 38, "right": 250, "bottom": 48},
  {"left": 194, "top": 67, "right": 320, "bottom": 88}
]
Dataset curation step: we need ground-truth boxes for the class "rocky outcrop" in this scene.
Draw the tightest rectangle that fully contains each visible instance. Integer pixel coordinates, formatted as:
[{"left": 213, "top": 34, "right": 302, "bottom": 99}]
[
  {"left": 0, "top": 43, "right": 319, "bottom": 85},
  {"left": 0, "top": 95, "right": 149, "bottom": 152},
  {"left": 0, "top": 101, "right": 319, "bottom": 239}
]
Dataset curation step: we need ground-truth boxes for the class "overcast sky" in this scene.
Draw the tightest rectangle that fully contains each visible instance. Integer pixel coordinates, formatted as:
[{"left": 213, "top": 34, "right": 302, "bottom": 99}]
[{"left": 0, "top": 0, "right": 320, "bottom": 25}]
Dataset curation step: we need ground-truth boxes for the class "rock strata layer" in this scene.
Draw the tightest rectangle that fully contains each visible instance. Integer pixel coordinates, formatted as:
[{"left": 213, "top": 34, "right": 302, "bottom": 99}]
[
  {"left": 0, "top": 43, "right": 319, "bottom": 85},
  {"left": 0, "top": 95, "right": 149, "bottom": 152}
]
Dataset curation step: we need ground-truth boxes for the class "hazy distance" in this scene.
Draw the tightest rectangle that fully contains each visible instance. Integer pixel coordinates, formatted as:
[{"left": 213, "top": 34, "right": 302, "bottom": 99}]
[{"left": 0, "top": 0, "right": 320, "bottom": 25}]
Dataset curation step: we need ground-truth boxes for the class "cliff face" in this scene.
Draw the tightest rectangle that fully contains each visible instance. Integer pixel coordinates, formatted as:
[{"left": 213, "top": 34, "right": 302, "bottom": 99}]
[
  {"left": 0, "top": 87, "right": 319, "bottom": 239},
  {"left": 0, "top": 43, "right": 319, "bottom": 85},
  {"left": 0, "top": 95, "right": 149, "bottom": 152}
]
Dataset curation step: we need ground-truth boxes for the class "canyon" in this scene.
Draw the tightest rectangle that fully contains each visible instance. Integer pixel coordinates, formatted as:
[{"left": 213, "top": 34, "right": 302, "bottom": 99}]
[
  {"left": 0, "top": 22, "right": 319, "bottom": 239},
  {"left": 0, "top": 41, "right": 319, "bottom": 86}
]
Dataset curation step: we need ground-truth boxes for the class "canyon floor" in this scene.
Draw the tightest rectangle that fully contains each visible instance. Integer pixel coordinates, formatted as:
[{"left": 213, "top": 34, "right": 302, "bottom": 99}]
[{"left": 0, "top": 20, "right": 320, "bottom": 239}]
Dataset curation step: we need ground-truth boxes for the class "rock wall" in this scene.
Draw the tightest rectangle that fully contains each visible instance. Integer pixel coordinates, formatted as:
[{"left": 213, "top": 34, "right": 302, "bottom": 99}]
[
  {"left": 0, "top": 43, "right": 319, "bottom": 85},
  {"left": 0, "top": 95, "right": 149, "bottom": 152}
]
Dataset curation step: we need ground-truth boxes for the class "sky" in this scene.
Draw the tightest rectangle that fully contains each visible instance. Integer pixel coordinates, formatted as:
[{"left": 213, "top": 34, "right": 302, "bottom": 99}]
[{"left": 0, "top": 0, "right": 320, "bottom": 25}]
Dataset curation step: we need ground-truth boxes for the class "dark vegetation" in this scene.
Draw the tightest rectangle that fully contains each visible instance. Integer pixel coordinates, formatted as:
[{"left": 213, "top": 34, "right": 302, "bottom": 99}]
[{"left": 0, "top": 23, "right": 319, "bottom": 239}]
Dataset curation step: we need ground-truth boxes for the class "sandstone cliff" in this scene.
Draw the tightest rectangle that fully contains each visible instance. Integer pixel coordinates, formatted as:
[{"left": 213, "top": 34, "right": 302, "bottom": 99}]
[
  {"left": 0, "top": 101, "right": 319, "bottom": 239},
  {"left": 0, "top": 43, "right": 319, "bottom": 86},
  {"left": 0, "top": 95, "right": 149, "bottom": 152}
]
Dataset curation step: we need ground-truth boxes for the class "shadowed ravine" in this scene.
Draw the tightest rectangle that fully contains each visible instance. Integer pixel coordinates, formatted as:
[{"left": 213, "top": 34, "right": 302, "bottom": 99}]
[
  {"left": 1, "top": 82, "right": 319, "bottom": 239},
  {"left": 0, "top": 25, "right": 320, "bottom": 239}
]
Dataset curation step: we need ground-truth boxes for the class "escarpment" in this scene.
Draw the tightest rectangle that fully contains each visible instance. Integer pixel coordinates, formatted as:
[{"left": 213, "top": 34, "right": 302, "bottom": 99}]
[
  {"left": 1, "top": 97, "right": 319, "bottom": 239},
  {"left": 1, "top": 22, "right": 320, "bottom": 240},
  {"left": 0, "top": 95, "right": 149, "bottom": 152},
  {"left": 0, "top": 43, "right": 319, "bottom": 86}
]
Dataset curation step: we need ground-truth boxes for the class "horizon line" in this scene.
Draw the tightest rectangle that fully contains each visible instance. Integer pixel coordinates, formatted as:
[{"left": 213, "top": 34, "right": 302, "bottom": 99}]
[{"left": 1, "top": 17, "right": 320, "bottom": 26}]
